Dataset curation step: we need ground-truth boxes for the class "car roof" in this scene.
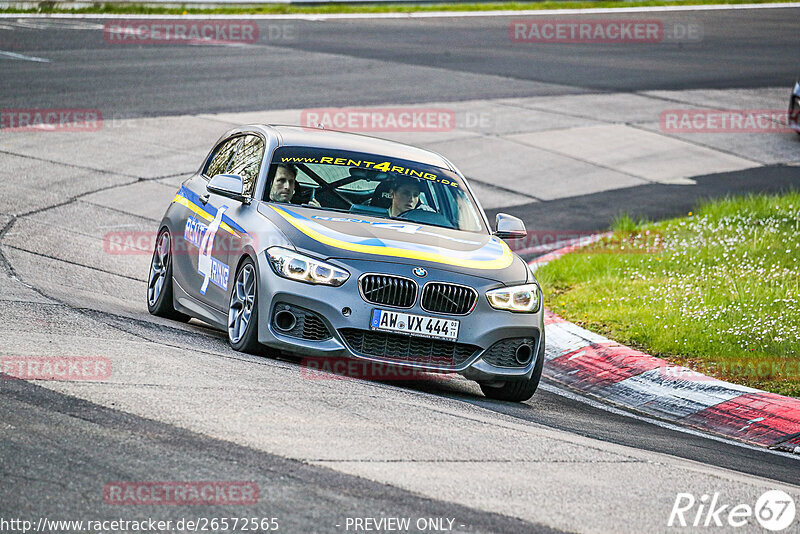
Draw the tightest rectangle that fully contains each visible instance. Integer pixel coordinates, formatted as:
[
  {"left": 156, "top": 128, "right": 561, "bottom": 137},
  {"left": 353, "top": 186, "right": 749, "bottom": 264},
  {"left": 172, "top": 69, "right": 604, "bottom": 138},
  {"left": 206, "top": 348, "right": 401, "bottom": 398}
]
[{"left": 255, "top": 124, "right": 455, "bottom": 170}]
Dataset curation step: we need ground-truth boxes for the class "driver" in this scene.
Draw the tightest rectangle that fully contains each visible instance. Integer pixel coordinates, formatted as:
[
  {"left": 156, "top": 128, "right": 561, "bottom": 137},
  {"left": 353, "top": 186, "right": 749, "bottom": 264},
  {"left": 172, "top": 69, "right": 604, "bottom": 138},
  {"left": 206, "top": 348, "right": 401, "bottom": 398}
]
[
  {"left": 389, "top": 176, "right": 432, "bottom": 217},
  {"left": 269, "top": 164, "right": 320, "bottom": 207}
]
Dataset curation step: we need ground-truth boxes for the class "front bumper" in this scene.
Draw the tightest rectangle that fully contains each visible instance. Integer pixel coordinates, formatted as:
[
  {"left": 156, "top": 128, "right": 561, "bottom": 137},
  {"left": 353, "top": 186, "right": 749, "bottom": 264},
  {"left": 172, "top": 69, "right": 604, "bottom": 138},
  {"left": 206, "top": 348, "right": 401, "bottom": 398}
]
[{"left": 255, "top": 254, "right": 544, "bottom": 382}]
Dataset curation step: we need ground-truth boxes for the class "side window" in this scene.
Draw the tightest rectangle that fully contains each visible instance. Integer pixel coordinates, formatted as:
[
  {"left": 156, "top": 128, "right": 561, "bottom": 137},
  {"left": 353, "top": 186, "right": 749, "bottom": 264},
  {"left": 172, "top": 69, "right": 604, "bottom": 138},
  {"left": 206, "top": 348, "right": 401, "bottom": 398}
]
[
  {"left": 204, "top": 137, "right": 242, "bottom": 179},
  {"left": 227, "top": 135, "right": 264, "bottom": 197}
]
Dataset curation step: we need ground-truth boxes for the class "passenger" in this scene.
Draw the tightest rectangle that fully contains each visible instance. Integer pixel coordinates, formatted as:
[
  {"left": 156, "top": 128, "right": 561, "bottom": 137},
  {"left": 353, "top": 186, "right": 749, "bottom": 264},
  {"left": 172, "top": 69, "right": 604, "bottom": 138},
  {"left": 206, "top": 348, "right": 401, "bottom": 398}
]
[
  {"left": 269, "top": 164, "right": 320, "bottom": 207},
  {"left": 388, "top": 176, "right": 432, "bottom": 217}
]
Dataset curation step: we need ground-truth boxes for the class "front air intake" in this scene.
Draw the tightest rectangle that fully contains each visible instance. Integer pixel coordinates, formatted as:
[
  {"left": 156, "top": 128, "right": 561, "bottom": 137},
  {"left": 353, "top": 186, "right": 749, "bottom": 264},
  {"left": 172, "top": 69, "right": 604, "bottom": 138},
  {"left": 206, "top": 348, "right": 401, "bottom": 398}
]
[{"left": 339, "top": 328, "right": 479, "bottom": 368}]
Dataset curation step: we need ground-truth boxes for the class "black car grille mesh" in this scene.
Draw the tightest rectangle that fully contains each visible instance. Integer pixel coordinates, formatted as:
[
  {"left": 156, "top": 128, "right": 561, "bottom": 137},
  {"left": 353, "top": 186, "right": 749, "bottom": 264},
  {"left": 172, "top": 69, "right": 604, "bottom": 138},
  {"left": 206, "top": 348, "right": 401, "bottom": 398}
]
[
  {"left": 339, "top": 328, "right": 478, "bottom": 368},
  {"left": 272, "top": 304, "right": 332, "bottom": 341},
  {"left": 421, "top": 283, "right": 478, "bottom": 315},
  {"left": 360, "top": 275, "right": 417, "bottom": 308},
  {"left": 301, "top": 315, "right": 331, "bottom": 341},
  {"left": 481, "top": 335, "right": 539, "bottom": 368}
]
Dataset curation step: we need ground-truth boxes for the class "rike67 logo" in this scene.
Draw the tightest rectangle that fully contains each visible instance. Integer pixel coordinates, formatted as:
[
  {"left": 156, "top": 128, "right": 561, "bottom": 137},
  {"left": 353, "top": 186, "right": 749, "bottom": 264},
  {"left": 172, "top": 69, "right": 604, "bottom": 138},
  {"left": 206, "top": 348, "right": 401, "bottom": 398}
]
[{"left": 668, "top": 490, "right": 796, "bottom": 531}]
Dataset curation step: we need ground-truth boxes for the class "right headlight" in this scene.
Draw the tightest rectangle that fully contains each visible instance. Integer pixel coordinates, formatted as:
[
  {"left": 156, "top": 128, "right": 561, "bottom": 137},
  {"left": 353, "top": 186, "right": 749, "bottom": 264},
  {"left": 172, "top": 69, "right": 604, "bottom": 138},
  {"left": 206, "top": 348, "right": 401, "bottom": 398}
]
[
  {"left": 486, "top": 283, "right": 541, "bottom": 313},
  {"left": 266, "top": 247, "right": 349, "bottom": 286}
]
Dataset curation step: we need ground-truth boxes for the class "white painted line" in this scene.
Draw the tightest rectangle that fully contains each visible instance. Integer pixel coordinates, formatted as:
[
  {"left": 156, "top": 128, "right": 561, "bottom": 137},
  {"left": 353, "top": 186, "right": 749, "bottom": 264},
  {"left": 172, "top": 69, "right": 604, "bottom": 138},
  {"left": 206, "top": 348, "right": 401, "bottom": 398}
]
[
  {"left": 0, "top": 50, "right": 51, "bottom": 62},
  {"left": 10, "top": 18, "right": 104, "bottom": 29},
  {"left": 0, "top": 2, "right": 797, "bottom": 20},
  {"left": 539, "top": 382, "right": 800, "bottom": 460}
]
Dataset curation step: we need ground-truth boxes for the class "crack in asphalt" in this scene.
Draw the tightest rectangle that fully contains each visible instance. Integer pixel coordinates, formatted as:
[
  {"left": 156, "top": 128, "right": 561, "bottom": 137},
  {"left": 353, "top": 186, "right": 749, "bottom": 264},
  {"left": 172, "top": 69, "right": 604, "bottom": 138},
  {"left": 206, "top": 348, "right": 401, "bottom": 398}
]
[
  {"left": 0, "top": 163, "right": 191, "bottom": 286},
  {"left": 4, "top": 244, "right": 145, "bottom": 282},
  {"left": 3, "top": 217, "right": 154, "bottom": 259},
  {"left": 0, "top": 148, "right": 191, "bottom": 183},
  {"left": 0, "top": 148, "right": 144, "bottom": 180},
  {"left": 0, "top": 166, "right": 222, "bottom": 360},
  {"left": 78, "top": 199, "right": 162, "bottom": 223},
  {"left": 0, "top": 218, "right": 21, "bottom": 282}
]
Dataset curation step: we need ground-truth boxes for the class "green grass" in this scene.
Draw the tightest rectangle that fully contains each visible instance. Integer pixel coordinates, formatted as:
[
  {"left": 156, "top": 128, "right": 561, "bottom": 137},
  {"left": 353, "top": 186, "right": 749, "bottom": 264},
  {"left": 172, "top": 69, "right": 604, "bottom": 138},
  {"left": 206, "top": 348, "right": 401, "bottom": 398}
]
[
  {"left": 536, "top": 192, "right": 800, "bottom": 397},
  {"left": 3, "top": 0, "right": 798, "bottom": 15}
]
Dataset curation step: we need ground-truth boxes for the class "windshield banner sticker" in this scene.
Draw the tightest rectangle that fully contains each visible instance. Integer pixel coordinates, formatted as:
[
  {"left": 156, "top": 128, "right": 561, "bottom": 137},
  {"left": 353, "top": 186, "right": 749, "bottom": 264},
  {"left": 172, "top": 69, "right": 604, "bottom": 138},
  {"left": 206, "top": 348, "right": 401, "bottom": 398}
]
[{"left": 279, "top": 155, "right": 458, "bottom": 188}]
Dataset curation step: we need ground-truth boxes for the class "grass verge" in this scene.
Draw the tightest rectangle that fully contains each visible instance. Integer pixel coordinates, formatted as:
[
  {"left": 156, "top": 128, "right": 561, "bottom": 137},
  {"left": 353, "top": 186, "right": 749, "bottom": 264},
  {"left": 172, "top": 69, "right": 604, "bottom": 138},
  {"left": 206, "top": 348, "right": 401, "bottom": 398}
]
[
  {"left": 535, "top": 192, "right": 800, "bottom": 397},
  {"left": 1, "top": 0, "right": 798, "bottom": 15}
]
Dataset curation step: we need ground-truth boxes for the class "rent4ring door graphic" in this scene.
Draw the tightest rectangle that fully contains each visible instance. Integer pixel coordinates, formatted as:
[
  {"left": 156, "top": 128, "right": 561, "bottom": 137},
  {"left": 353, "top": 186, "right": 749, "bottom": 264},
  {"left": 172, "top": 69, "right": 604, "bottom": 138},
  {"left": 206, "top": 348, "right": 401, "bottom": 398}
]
[{"left": 173, "top": 179, "right": 236, "bottom": 309}]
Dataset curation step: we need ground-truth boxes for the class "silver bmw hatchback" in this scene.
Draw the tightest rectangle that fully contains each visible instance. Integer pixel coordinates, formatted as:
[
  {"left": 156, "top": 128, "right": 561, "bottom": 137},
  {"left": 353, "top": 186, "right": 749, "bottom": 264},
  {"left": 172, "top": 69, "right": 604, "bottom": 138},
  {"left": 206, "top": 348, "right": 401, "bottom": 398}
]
[{"left": 147, "top": 125, "right": 544, "bottom": 402}]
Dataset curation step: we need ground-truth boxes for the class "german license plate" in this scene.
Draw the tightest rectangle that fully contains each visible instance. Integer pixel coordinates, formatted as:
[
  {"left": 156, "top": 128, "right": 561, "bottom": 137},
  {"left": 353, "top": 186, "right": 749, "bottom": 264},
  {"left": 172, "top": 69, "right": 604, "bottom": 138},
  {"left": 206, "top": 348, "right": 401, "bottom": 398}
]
[{"left": 370, "top": 309, "right": 459, "bottom": 341}]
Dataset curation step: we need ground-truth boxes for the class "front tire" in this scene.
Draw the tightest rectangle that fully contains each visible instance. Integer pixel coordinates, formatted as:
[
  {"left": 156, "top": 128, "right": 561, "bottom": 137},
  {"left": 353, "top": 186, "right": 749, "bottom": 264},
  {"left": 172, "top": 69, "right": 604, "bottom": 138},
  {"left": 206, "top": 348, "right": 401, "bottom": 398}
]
[
  {"left": 147, "top": 228, "right": 190, "bottom": 322},
  {"left": 228, "top": 257, "right": 262, "bottom": 354},
  {"left": 480, "top": 331, "right": 545, "bottom": 402}
]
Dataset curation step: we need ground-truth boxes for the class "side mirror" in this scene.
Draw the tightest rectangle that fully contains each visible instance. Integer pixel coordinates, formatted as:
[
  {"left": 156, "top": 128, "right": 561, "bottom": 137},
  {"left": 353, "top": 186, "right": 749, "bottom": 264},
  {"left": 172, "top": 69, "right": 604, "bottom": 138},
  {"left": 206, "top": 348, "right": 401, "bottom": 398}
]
[
  {"left": 207, "top": 174, "right": 249, "bottom": 204},
  {"left": 493, "top": 213, "right": 526, "bottom": 240}
]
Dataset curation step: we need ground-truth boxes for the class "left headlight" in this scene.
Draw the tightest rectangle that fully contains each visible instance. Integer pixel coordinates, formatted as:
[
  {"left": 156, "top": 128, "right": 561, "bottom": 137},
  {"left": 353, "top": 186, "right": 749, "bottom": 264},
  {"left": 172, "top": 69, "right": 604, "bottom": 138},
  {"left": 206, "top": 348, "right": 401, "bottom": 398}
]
[
  {"left": 486, "top": 283, "right": 541, "bottom": 313},
  {"left": 266, "top": 247, "right": 349, "bottom": 286}
]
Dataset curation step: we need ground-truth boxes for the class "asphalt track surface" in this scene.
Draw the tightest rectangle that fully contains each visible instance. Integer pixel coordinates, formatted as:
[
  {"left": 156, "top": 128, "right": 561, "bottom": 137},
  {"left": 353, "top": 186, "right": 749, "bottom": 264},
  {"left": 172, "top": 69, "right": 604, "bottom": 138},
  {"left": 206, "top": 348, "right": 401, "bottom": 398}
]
[
  {"left": 2, "top": 7, "right": 800, "bottom": 533},
  {"left": 1, "top": 379, "right": 543, "bottom": 533},
  {"left": 0, "top": 8, "right": 798, "bottom": 116}
]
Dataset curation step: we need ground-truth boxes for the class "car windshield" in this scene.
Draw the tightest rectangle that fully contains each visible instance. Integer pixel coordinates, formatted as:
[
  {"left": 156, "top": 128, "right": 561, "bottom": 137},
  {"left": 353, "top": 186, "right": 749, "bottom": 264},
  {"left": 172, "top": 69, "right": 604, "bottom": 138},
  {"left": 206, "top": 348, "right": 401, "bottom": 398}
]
[{"left": 264, "top": 147, "right": 486, "bottom": 233}]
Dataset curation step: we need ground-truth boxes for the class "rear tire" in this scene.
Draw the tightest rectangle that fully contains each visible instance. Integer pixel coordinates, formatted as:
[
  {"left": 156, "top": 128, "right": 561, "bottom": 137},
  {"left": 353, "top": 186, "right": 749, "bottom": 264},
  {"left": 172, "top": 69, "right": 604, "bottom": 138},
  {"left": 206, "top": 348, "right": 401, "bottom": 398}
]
[
  {"left": 480, "top": 330, "right": 545, "bottom": 402},
  {"left": 147, "top": 228, "right": 191, "bottom": 322},
  {"left": 228, "top": 257, "right": 263, "bottom": 354}
]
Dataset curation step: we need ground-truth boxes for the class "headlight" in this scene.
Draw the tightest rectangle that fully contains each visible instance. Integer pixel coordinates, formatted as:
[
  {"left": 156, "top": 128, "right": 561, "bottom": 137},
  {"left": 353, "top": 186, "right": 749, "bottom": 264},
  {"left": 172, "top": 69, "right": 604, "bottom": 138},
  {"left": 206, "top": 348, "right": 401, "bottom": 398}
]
[
  {"left": 486, "top": 283, "right": 540, "bottom": 313},
  {"left": 266, "top": 247, "right": 349, "bottom": 286}
]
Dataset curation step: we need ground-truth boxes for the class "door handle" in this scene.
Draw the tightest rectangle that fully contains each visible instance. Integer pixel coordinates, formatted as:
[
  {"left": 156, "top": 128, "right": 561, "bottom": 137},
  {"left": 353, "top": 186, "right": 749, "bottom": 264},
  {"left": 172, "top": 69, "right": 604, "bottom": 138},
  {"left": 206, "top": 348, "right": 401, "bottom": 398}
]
[{"left": 199, "top": 194, "right": 210, "bottom": 205}]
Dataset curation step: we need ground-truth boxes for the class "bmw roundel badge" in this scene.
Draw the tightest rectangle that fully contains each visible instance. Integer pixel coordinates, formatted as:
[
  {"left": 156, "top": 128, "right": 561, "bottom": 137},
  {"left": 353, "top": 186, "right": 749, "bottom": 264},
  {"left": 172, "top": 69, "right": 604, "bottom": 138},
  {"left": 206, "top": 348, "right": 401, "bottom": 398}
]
[{"left": 413, "top": 267, "right": 427, "bottom": 278}]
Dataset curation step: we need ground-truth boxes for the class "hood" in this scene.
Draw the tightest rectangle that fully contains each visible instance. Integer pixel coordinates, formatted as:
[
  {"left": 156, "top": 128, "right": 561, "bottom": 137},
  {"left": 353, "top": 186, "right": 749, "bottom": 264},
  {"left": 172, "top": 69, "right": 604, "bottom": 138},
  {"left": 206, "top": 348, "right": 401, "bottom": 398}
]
[{"left": 257, "top": 203, "right": 528, "bottom": 283}]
